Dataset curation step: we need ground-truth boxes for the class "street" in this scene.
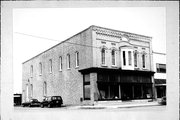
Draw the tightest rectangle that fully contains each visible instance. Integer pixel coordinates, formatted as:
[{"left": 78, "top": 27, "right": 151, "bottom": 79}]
[{"left": 14, "top": 105, "right": 167, "bottom": 120}]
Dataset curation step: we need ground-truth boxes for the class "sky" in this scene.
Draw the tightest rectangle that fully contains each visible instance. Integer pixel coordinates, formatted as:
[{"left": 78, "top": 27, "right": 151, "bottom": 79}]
[{"left": 13, "top": 7, "right": 166, "bottom": 93}]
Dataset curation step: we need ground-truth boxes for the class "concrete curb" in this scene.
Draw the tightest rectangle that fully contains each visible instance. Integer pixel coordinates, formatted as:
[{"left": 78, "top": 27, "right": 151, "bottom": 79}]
[{"left": 68, "top": 102, "right": 161, "bottom": 109}]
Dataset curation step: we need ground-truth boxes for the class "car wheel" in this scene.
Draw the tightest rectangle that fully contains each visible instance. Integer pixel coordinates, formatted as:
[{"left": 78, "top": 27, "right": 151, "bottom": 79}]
[{"left": 41, "top": 104, "right": 44, "bottom": 108}]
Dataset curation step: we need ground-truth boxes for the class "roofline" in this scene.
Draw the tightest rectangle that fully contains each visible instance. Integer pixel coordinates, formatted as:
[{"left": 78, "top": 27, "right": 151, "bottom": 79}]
[
  {"left": 23, "top": 25, "right": 152, "bottom": 64},
  {"left": 22, "top": 26, "right": 92, "bottom": 64},
  {"left": 91, "top": 25, "right": 152, "bottom": 39},
  {"left": 153, "top": 51, "right": 166, "bottom": 55}
]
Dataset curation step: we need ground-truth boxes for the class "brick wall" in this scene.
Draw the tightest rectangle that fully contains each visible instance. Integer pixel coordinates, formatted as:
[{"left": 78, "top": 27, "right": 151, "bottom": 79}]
[{"left": 22, "top": 27, "right": 93, "bottom": 105}]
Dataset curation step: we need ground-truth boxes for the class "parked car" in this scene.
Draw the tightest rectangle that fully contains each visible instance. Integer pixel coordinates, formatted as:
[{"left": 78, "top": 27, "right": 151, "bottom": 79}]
[
  {"left": 41, "top": 96, "right": 63, "bottom": 108},
  {"left": 22, "top": 99, "right": 41, "bottom": 107},
  {"left": 158, "top": 96, "right": 166, "bottom": 105}
]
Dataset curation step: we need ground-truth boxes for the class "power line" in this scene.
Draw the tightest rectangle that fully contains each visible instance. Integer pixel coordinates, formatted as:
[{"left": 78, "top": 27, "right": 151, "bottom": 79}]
[
  {"left": 15, "top": 32, "right": 60, "bottom": 42},
  {"left": 14, "top": 32, "right": 165, "bottom": 55}
]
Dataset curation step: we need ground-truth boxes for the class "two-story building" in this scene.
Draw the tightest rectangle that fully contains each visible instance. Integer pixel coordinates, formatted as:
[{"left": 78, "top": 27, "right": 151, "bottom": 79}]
[
  {"left": 153, "top": 52, "right": 166, "bottom": 98},
  {"left": 22, "top": 25, "right": 155, "bottom": 105}
]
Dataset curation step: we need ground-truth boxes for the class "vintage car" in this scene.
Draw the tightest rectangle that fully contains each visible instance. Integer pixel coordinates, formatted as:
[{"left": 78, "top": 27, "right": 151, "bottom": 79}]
[
  {"left": 41, "top": 96, "right": 63, "bottom": 108},
  {"left": 22, "top": 99, "right": 41, "bottom": 107}
]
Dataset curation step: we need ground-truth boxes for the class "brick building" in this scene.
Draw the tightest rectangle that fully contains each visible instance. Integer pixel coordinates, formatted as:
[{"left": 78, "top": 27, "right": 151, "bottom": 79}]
[{"left": 22, "top": 25, "right": 155, "bottom": 105}]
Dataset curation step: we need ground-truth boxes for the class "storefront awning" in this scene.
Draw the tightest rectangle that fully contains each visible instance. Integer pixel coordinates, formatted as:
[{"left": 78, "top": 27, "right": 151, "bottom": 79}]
[{"left": 79, "top": 67, "right": 155, "bottom": 75}]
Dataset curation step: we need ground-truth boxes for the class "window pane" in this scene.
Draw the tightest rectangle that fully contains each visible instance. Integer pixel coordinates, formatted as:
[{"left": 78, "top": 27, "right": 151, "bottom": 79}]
[
  {"left": 39, "top": 63, "right": 42, "bottom": 75},
  {"left": 123, "top": 51, "right": 126, "bottom": 66},
  {"left": 49, "top": 59, "right": 52, "bottom": 73},
  {"left": 59, "top": 56, "right": 62, "bottom": 70},
  {"left": 67, "top": 54, "right": 70, "bottom": 69},
  {"left": 142, "top": 54, "right": 145, "bottom": 68},
  {"left": 84, "top": 85, "right": 90, "bottom": 99},
  {"left": 134, "top": 52, "right": 137, "bottom": 67},
  {"left": 30, "top": 65, "right": 33, "bottom": 77},
  {"left": 101, "top": 48, "right": 105, "bottom": 64},
  {"left": 76, "top": 52, "right": 79, "bottom": 67},
  {"left": 128, "top": 51, "right": 132, "bottom": 66},
  {"left": 112, "top": 50, "right": 115, "bottom": 65},
  {"left": 156, "top": 63, "right": 166, "bottom": 73}
]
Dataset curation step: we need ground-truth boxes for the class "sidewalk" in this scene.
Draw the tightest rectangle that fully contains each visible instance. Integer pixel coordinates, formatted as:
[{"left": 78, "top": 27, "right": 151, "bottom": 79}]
[{"left": 69, "top": 100, "right": 160, "bottom": 109}]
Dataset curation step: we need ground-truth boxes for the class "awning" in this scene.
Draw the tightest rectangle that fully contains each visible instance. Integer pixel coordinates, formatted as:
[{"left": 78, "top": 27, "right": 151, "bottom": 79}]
[{"left": 79, "top": 67, "right": 155, "bottom": 75}]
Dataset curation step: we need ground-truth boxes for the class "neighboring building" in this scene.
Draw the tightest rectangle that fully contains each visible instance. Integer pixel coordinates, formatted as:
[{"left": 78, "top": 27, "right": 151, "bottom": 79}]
[
  {"left": 22, "top": 25, "right": 155, "bottom": 105},
  {"left": 14, "top": 94, "right": 22, "bottom": 106},
  {"left": 153, "top": 52, "right": 166, "bottom": 98}
]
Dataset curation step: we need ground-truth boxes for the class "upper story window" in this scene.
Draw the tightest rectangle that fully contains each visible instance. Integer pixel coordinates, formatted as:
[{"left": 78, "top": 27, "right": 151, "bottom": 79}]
[
  {"left": 123, "top": 51, "right": 126, "bottom": 66},
  {"left": 39, "top": 62, "right": 42, "bottom": 75},
  {"left": 75, "top": 51, "right": 79, "bottom": 67},
  {"left": 30, "top": 65, "right": 33, "bottom": 77},
  {"left": 134, "top": 51, "right": 138, "bottom": 67},
  {"left": 101, "top": 48, "right": 106, "bottom": 65},
  {"left": 67, "top": 54, "right": 70, "bottom": 69},
  {"left": 128, "top": 51, "right": 132, "bottom": 66},
  {"left": 59, "top": 56, "right": 62, "bottom": 71},
  {"left": 49, "top": 59, "right": 52, "bottom": 73},
  {"left": 156, "top": 63, "right": 166, "bottom": 73},
  {"left": 142, "top": 53, "right": 146, "bottom": 69},
  {"left": 121, "top": 49, "right": 134, "bottom": 70},
  {"left": 112, "top": 49, "right": 116, "bottom": 66}
]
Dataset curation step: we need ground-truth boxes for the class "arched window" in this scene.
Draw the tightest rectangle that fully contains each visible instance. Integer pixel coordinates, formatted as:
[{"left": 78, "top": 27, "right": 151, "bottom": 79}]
[
  {"left": 43, "top": 82, "right": 47, "bottom": 97},
  {"left": 49, "top": 59, "right": 52, "bottom": 73},
  {"left": 134, "top": 51, "right": 138, "bottom": 67},
  {"left": 30, "top": 65, "right": 33, "bottom": 77},
  {"left": 142, "top": 53, "right": 146, "bottom": 68},
  {"left": 26, "top": 84, "right": 29, "bottom": 101},
  {"left": 75, "top": 51, "right": 79, "bottom": 67},
  {"left": 112, "top": 49, "right": 116, "bottom": 66},
  {"left": 67, "top": 54, "right": 70, "bottom": 69},
  {"left": 39, "top": 62, "right": 42, "bottom": 75},
  {"left": 101, "top": 48, "right": 106, "bottom": 65},
  {"left": 59, "top": 56, "right": 62, "bottom": 71},
  {"left": 30, "top": 84, "right": 33, "bottom": 98}
]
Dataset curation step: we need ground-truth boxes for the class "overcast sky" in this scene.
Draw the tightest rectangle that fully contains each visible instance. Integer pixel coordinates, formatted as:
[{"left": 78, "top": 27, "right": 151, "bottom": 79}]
[{"left": 13, "top": 7, "right": 166, "bottom": 93}]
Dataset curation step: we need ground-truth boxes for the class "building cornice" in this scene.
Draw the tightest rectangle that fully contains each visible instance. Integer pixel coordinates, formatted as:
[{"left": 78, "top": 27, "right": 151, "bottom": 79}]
[{"left": 91, "top": 25, "right": 152, "bottom": 41}]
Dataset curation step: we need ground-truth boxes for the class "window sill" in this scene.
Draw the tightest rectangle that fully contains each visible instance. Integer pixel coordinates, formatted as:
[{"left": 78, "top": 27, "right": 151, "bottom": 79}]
[
  {"left": 111, "top": 65, "right": 118, "bottom": 68},
  {"left": 59, "top": 70, "right": 62, "bottom": 72},
  {"left": 39, "top": 74, "right": 42, "bottom": 76},
  {"left": 101, "top": 64, "right": 108, "bottom": 67},
  {"left": 67, "top": 68, "right": 71, "bottom": 70},
  {"left": 142, "top": 68, "right": 148, "bottom": 70}
]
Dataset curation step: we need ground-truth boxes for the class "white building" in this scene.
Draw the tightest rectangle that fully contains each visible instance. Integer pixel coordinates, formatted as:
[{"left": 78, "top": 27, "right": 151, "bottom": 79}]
[{"left": 153, "top": 52, "right": 166, "bottom": 98}]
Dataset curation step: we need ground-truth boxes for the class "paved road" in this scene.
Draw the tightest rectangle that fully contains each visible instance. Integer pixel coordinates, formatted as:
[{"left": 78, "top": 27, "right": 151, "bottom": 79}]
[{"left": 14, "top": 105, "right": 167, "bottom": 120}]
